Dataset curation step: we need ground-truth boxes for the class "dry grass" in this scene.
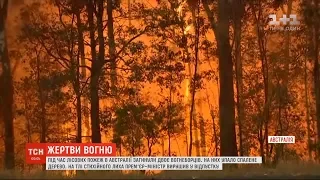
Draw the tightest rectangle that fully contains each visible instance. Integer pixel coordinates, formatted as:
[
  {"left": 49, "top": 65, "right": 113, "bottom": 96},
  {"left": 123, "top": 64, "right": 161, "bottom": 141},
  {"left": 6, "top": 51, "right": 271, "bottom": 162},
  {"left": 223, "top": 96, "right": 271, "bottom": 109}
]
[{"left": 1, "top": 162, "right": 320, "bottom": 179}]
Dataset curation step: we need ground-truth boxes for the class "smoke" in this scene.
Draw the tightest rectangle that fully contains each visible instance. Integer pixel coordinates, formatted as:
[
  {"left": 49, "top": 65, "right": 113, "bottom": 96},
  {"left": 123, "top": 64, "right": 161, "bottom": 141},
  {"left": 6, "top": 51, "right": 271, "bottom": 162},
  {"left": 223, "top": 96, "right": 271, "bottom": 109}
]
[
  {"left": 10, "top": 0, "right": 24, "bottom": 7},
  {"left": 6, "top": 0, "right": 29, "bottom": 79},
  {"left": 7, "top": 0, "right": 24, "bottom": 22}
]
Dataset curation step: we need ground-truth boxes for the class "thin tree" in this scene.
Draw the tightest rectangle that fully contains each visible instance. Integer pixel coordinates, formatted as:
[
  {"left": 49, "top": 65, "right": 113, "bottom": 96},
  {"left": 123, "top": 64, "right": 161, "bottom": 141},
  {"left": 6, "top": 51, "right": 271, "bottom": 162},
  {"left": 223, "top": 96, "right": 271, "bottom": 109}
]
[
  {"left": 86, "top": 0, "right": 102, "bottom": 143},
  {"left": 232, "top": 0, "right": 245, "bottom": 156},
  {"left": 72, "top": 0, "right": 87, "bottom": 143},
  {"left": 248, "top": 1, "right": 272, "bottom": 163},
  {"left": 277, "top": 0, "right": 293, "bottom": 162},
  {"left": 35, "top": 48, "right": 47, "bottom": 171},
  {"left": 304, "top": 49, "right": 312, "bottom": 161},
  {"left": 187, "top": 0, "right": 201, "bottom": 156},
  {"left": 107, "top": 0, "right": 117, "bottom": 95}
]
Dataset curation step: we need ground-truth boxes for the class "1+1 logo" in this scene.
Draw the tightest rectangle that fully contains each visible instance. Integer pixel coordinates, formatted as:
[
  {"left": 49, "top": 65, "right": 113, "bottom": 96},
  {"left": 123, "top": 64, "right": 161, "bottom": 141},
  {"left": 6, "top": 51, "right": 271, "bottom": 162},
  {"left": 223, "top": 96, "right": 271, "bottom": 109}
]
[{"left": 268, "top": 14, "right": 301, "bottom": 31}]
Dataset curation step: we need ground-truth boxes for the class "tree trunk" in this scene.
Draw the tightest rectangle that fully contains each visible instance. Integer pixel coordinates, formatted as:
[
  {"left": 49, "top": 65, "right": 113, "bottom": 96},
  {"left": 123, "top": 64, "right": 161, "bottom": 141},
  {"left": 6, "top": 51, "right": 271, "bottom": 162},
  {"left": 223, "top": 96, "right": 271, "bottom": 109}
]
[
  {"left": 259, "top": 127, "right": 264, "bottom": 161},
  {"left": 249, "top": 1, "right": 270, "bottom": 164},
  {"left": 90, "top": 74, "right": 101, "bottom": 143},
  {"left": 107, "top": 0, "right": 117, "bottom": 95},
  {"left": 75, "top": 6, "right": 89, "bottom": 143},
  {"left": 199, "top": 117, "right": 206, "bottom": 156},
  {"left": 205, "top": 88, "right": 219, "bottom": 156},
  {"left": 188, "top": 1, "right": 200, "bottom": 156},
  {"left": 74, "top": 57, "right": 84, "bottom": 175},
  {"left": 312, "top": 0, "right": 320, "bottom": 160},
  {"left": 25, "top": 100, "right": 31, "bottom": 143},
  {"left": 305, "top": 54, "right": 312, "bottom": 161},
  {"left": 216, "top": 0, "right": 238, "bottom": 156},
  {"left": 284, "top": 0, "right": 293, "bottom": 84},
  {"left": 168, "top": 88, "right": 172, "bottom": 156},
  {"left": 87, "top": 0, "right": 102, "bottom": 143},
  {"left": 304, "top": 0, "right": 320, "bottom": 161},
  {"left": 0, "top": 0, "right": 15, "bottom": 170},
  {"left": 203, "top": 0, "right": 238, "bottom": 156},
  {"left": 75, "top": 63, "right": 82, "bottom": 143},
  {"left": 233, "top": 0, "right": 244, "bottom": 156},
  {"left": 35, "top": 49, "right": 46, "bottom": 171},
  {"left": 277, "top": 0, "right": 293, "bottom": 162}
]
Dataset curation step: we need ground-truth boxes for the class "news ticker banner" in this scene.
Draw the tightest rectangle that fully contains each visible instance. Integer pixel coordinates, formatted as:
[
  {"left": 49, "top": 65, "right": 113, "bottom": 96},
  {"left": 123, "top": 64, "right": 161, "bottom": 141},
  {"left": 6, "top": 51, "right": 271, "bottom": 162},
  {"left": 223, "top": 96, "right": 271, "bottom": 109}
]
[
  {"left": 26, "top": 143, "right": 262, "bottom": 171},
  {"left": 46, "top": 156, "right": 262, "bottom": 171}
]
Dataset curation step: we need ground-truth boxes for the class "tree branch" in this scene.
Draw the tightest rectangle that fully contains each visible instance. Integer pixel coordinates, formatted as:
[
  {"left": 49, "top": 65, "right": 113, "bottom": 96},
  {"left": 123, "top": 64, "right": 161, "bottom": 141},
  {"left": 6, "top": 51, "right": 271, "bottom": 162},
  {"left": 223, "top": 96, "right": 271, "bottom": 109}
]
[
  {"left": 202, "top": 0, "right": 217, "bottom": 35},
  {"left": 114, "top": 26, "right": 151, "bottom": 61}
]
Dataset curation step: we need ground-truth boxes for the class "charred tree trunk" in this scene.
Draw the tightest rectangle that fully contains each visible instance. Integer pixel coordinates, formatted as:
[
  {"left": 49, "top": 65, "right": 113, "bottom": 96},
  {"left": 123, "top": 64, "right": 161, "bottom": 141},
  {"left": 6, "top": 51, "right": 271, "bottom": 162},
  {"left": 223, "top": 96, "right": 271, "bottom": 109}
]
[
  {"left": 75, "top": 4, "right": 87, "bottom": 143},
  {"left": 216, "top": 0, "right": 238, "bottom": 156},
  {"left": 232, "top": 0, "right": 245, "bottom": 156},
  {"left": 203, "top": 0, "right": 238, "bottom": 156},
  {"left": 74, "top": 54, "right": 82, "bottom": 144},
  {"left": 87, "top": 0, "right": 102, "bottom": 143},
  {"left": 73, "top": 53, "right": 84, "bottom": 176},
  {"left": 66, "top": 5, "right": 83, "bottom": 145},
  {"left": 0, "top": 0, "right": 15, "bottom": 170},
  {"left": 94, "top": 0, "right": 106, "bottom": 143},
  {"left": 107, "top": 0, "right": 117, "bottom": 95}
]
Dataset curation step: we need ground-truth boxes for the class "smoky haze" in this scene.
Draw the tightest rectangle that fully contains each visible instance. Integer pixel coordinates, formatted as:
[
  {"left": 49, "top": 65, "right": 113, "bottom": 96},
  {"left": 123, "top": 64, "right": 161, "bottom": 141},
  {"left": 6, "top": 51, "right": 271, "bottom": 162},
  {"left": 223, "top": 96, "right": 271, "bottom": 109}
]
[{"left": 6, "top": 0, "right": 27, "bottom": 79}]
